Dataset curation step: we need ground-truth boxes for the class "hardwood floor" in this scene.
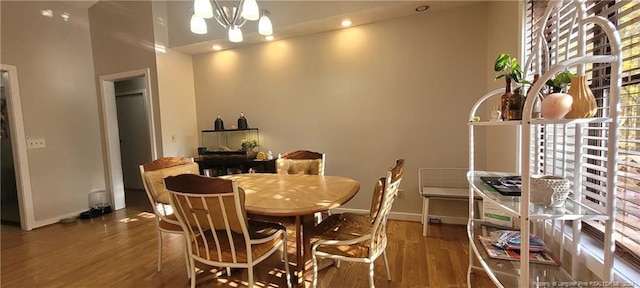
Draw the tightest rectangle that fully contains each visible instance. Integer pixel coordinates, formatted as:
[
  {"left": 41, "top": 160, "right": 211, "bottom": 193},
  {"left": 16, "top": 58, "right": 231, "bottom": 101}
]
[{"left": 1, "top": 192, "right": 495, "bottom": 287}]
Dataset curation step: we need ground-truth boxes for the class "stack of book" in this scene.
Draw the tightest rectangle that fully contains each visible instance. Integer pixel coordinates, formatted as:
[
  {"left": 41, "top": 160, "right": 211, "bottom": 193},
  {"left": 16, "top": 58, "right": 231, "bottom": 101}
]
[{"left": 478, "top": 230, "right": 560, "bottom": 266}]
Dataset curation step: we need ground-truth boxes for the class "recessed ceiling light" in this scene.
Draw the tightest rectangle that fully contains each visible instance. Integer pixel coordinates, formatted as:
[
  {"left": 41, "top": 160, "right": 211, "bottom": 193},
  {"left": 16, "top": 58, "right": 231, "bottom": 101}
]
[
  {"left": 341, "top": 19, "right": 352, "bottom": 27},
  {"left": 41, "top": 9, "right": 53, "bottom": 17},
  {"left": 416, "top": 5, "right": 429, "bottom": 13},
  {"left": 212, "top": 45, "right": 222, "bottom": 51},
  {"left": 265, "top": 35, "right": 274, "bottom": 41}
]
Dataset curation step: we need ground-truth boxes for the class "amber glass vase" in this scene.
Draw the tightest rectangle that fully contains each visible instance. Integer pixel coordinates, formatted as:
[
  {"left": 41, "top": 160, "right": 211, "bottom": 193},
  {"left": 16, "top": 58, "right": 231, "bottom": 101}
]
[
  {"left": 500, "top": 78, "right": 513, "bottom": 121},
  {"left": 565, "top": 76, "right": 597, "bottom": 118},
  {"left": 507, "top": 88, "right": 525, "bottom": 120}
]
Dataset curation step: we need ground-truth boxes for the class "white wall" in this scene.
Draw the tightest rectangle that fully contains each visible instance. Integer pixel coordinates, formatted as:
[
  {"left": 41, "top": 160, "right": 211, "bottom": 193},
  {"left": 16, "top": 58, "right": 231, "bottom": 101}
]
[
  {"left": 0, "top": 0, "right": 199, "bottom": 228},
  {"left": 192, "top": 2, "right": 491, "bottom": 213},
  {"left": 0, "top": 0, "right": 522, "bottom": 225},
  {"left": 483, "top": 1, "right": 522, "bottom": 173},
  {"left": 152, "top": 1, "right": 199, "bottom": 158},
  {"left": 88, "top": 0, "right": 163, "bottom": 156},
  {"left": 1, "top": 1, "right": 105, "bottom": 224}
]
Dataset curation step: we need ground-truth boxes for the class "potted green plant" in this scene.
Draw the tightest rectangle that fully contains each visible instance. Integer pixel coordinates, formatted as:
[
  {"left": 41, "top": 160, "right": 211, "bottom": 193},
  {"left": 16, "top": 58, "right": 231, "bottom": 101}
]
[
  {"left": 241, "top": 139, "right": 258, "bottom": 151},
  {"left": 494, "top": 54, "right": 531, "bottom": 120},
  {"left": 546, "top": 70, "right": 574, "bottom": 93},
  {"left": 494, "top": 54, "right": 525, "bottom": 85},
  {"left": 241, "top": 139, "right": 259, "bottom": 159}
]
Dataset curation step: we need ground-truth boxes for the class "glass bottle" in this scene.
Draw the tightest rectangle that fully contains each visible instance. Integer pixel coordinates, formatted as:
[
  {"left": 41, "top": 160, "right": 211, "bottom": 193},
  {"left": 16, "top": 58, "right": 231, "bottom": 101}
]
[
  {"left": 237, "top": 112, "right": 248, "bottom": 129},
  {"left": 508, "top": 87, "right": 525, "bottom": 120},
  {"left": 500, "top": 78, "right": 513, "bottom": 121},
  {"left": 490, "top": 105, "right": 502, "bottom": 121},
  {"left": 214, "top": 114, "right": 224, "bottom": 131}
]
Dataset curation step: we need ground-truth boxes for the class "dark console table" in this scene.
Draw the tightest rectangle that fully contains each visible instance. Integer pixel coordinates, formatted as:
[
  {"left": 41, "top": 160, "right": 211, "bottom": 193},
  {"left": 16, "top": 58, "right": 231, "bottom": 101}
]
[{"left": 195, "top": 156, "right": 276, "bottom": 176}]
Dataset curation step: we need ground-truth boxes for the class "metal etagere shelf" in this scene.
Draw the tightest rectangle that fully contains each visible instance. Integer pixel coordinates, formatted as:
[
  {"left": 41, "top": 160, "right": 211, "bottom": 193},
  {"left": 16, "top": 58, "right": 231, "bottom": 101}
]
[{"left": 466, "top": 1, "right": 622, "bottom": 287}]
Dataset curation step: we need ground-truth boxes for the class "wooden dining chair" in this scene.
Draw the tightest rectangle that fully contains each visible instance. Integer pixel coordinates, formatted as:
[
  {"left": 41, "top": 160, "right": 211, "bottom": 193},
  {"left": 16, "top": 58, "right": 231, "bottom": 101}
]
[
  {"left": 164, "top": 174, "right": 292, "bottom": 288},
  {"left": 276, "top": 150, "right": 325, "bottom": 175},
  {"left": 276, "top": 150, "right": 327, "bottom": 223},
  {"left": 309, "top": 159, "right": 405, "bottom": 288},
  {"left": 139, "top": 157, "right": 200, "bottom": 275}
]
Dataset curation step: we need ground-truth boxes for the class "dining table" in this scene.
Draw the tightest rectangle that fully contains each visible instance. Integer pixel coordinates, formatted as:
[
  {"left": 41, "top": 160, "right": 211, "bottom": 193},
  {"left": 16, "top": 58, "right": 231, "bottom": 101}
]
[{"left": 220, "top": 173, "right": 360, "bottom": 286}]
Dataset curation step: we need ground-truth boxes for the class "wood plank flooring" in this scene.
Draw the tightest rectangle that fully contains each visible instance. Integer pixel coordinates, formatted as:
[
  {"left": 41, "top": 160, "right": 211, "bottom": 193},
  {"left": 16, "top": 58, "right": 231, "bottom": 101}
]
[{"left": 1, "top": 189, "right": 495, "bottom": 287}]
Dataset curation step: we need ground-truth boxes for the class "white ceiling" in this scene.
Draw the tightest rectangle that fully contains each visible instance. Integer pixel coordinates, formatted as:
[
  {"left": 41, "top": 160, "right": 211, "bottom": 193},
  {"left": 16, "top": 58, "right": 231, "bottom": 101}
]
[{"left": 166, "top": 1, "right": 475, "bottom": 55}]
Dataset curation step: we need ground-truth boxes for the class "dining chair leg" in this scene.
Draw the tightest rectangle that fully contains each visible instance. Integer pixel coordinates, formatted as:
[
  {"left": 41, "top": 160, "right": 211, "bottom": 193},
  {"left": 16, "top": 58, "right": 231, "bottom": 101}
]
[
  {"left": 368, "top": 262, "right": 375, "bottom": 288},
  {"left": 311, "top": 250, "right": 319, "bottom": 288},
  {"left": 226, "top": 267, "right": 231, "bottom": 276},
  {"left": 157, "top": 230, "right": 163, "bottom": 272},
  {"left": 183, "top": 239, "right": 191, "bottom": 278},
  {"left": 383, "top": 251, "right": 391, "bottom": 281},
  {"left": 282, "top": 234, "right": 292, "bottom": 288},
  {"left": 248, "top": 267, "right": 254, "bottom": 288},
  {"left": 190, "top": 258, "right": 197, "bottom": 288}
]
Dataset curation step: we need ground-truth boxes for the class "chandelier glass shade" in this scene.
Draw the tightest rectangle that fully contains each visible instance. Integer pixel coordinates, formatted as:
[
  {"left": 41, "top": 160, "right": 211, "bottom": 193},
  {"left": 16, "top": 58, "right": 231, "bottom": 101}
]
[
  {"left": 190, "top": 14, "right": 207, "bottom": 34},
  {"left": 191, "top": 0, "right": 272, "bottom": 43}
]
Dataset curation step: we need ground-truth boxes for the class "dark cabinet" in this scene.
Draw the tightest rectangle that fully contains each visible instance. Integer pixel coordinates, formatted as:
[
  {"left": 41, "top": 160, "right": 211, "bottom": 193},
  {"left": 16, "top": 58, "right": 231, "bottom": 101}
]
[
  {"left": 195, "top": 157, "right": 276, "bottom": 176},
  {"left": 197, "top": 128, "right": 274, "bottom": 176}
]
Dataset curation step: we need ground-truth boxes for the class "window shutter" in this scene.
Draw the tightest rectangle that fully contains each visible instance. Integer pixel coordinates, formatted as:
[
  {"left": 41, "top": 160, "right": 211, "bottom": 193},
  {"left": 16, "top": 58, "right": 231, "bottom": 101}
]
[{"left": 526, "top": 0, "right": 640, "bottom": 267}]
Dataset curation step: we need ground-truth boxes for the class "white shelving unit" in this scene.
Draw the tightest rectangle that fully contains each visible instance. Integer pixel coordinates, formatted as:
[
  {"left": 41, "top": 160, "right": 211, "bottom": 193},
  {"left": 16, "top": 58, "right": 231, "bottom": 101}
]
[{"left": 466, "top": 1, "right": 622, "bottom": 287}]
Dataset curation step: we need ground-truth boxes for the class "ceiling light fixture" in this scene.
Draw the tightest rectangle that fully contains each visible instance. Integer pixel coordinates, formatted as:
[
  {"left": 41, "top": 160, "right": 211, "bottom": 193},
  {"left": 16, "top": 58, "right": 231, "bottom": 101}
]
[
  {"left": 265, "top": 35, "right": 274, "bottom": 41},
  {"left": 212, "top": 45, "right": 222, "bottom": 51},
  {"left": 191, "top": 0, "right": 273, "bottom": 43},
  {"left": 341, "top": 19, "right": 352, "bottom": 27},
  {"left": 41, "top": 9, "right": 53, "bottom": 17}
]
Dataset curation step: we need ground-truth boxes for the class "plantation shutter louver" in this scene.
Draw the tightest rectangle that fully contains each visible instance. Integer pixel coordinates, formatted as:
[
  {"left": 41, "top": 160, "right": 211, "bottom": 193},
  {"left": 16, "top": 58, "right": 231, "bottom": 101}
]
[{"left": 526, "top": 0, "right": 640, "bottom": 267}]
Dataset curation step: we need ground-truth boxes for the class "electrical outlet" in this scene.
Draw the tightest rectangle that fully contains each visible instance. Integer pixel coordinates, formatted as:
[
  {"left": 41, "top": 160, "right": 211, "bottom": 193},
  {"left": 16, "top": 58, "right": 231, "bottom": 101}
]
[{"left": 27, "top": 138, "right": 46, "bottom": 149}]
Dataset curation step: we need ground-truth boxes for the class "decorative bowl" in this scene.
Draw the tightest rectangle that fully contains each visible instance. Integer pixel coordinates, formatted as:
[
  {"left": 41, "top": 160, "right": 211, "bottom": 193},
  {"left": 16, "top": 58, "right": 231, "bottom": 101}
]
[{"left": 530, "top": 175, "right": 571, "bottom": 207}]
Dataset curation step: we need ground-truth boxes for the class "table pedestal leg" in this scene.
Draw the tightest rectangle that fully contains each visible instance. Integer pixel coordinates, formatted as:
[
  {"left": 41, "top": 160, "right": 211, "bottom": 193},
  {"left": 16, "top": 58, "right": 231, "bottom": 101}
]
[
  {"left": 294, "top": 215, "right": 303, "bottom": 286},
  {"left": 292, "top": 214, "right": 316, "bottom": 287}
]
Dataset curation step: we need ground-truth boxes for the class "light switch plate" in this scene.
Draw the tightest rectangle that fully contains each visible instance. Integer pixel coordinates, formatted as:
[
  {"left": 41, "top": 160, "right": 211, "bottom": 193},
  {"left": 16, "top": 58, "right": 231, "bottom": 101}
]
[{"left": 27, "top": 138, "right": 46, "bottom": 149}]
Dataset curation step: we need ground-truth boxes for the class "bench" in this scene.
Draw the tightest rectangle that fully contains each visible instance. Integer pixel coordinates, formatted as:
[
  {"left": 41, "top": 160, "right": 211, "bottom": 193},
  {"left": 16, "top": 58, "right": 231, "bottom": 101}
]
[{"left": 418, "top": 168, "right": 482, "bottom": 236}]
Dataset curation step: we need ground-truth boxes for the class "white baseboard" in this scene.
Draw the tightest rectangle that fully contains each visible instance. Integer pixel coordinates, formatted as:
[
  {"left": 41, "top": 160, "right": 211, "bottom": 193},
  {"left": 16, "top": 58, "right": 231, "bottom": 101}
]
[
  {"left": 331, "top": 208, "right": 422, "bottom": 222},
  {"left": 331, "top": 208, "right": 469, "bottom": 226},
  {"left": 33, "top": 210, "right": 88, "bottom": 229}
]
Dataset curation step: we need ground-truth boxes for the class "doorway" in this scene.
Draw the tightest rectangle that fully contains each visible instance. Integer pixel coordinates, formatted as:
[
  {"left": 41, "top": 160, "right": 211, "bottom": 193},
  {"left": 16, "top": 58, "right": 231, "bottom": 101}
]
[
  {"left": 115, "top": 85, "right": 152, "bottom": 207},
  {"left": 99, "top": 69, "right": 157, "bottom": 210},
  {"left": 1, "top": 64, "right": 35, "bottom": 230},
  {"left": 1, "top": 71, "right": 19, "bottom": 225}
]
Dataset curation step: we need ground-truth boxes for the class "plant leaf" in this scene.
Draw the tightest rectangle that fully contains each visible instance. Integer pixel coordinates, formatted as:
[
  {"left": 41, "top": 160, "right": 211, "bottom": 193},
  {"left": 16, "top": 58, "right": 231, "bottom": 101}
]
[
  {"left": 494, "top": 54, "right": 509, "bottom": 71},
  {"left": 513, "top": 72, "right": 522, "bottom": 83}
]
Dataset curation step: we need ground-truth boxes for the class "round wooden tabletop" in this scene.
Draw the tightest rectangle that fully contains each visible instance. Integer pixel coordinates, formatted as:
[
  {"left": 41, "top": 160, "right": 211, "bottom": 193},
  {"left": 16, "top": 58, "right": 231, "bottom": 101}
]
[{"left": 221, "top": 173, "right": 360, "bottom": 217}]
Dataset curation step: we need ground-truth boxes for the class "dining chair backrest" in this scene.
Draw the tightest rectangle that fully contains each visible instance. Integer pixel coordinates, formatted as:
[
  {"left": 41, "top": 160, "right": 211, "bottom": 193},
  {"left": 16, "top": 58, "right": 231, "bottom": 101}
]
[
  {"left": 276, "top": 150, "right": 325, "bottom": 175},
  {"left": 165, "top": 174, "right": 252, "bottom": 263},
  {"left": 140, "top": 157, "right": 200, "bottom": 217},
  {"left": 368, "top": 177, "right": 386, "bottom": 221},
  {"left": 370, "top": 159, "right": 404, "bottom": 259}
]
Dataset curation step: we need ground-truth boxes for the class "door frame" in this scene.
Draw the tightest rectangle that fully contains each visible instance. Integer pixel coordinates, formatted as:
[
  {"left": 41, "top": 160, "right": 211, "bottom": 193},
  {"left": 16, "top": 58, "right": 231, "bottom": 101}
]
[
  {"left": 1, "top": 64, "right": 35, "bottom": 230},
  {"left": 99, "top": 69, "right": 157, "bottom": 210}
]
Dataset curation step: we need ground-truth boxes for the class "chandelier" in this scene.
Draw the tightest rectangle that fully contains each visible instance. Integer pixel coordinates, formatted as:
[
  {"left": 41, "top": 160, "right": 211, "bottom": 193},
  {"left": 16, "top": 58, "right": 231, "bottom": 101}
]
[{"left": 190, "top": 0, "right": 273, "bottom": 43}]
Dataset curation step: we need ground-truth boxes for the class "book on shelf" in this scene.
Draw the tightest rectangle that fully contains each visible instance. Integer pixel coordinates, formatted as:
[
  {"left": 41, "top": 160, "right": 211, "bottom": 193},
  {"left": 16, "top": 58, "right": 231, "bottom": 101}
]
[
  {"left": 490, "top": 230, "right": 547, "bottom": 252},
  {"left": 478, "top": 235, "right": 560, "bottom": 266}
]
